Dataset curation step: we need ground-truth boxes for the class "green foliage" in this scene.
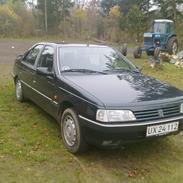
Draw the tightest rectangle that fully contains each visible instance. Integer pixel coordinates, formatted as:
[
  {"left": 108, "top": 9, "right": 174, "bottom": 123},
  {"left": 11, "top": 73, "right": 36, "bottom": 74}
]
[
  {"left": 119, "top": 5, "right": 148, "bottom": 42},
  {"left": 153, "top": 0, "right": 183, "bottom": 22},
  {"left": 109, "top": 5, "right": 120, "bottom": 18},
  {"left": 96, "top": 18, "right": 105, "bottom": 39},
  {"left": 0, "top": 0, "right": 183, "bottom": 44},
  {"left": 37, "top": 0, "right": 73, "bottom": 33},
  {"left": 0, "top": 0, "right": 35, "bottom": 36},
  {"left": 13, "top": 1, "right": 35, "bottom": 36},
  {"left": 0, "top": 4, "right": 20, "bottom": 36},
  {"left": 101, "top": 0, "right": 118, "bottom": 15},
  {"left": 71, "top": 8, "right": 87, "bottom": 36}
]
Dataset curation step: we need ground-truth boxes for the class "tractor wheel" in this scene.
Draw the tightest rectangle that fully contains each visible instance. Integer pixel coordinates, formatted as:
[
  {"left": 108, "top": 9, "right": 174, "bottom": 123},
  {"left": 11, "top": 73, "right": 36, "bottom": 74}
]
[
  {"left": 166, "top": 37, "right": 178, "bottom": 55},
  {"left": 121, "top": 43, "right": 127, "bottom": 56},
  {"left": 133, "top": 47, "right": 142, "bottom": 59}
]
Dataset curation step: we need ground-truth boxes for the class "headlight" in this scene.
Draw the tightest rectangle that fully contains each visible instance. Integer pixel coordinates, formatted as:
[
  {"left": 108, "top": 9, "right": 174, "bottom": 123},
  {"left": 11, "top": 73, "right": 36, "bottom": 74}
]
[
  {"left": 96, "top": 110, "right": 136, "bottom": 122},
  {"left": 155, "top": 41, "right": 160, "bottom": 45},
  {"left": 180, "top": 103, "right": 183, "bottom": 113}
]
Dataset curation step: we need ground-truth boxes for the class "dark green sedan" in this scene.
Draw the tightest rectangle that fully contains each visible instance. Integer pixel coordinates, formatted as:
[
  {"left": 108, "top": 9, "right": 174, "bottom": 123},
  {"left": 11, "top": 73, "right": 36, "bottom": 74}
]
[{"left": 12, "top": 42, "right": 183, "bottom": 154}]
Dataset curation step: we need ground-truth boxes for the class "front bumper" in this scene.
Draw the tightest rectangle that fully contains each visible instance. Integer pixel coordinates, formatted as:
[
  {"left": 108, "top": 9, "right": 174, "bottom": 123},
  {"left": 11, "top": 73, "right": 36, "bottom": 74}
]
[{"left": 79, "top": 115, "right": 183, "bottom": 147}]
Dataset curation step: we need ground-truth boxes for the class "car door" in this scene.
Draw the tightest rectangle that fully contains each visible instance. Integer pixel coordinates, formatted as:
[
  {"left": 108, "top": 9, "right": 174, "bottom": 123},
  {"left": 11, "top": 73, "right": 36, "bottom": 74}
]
[
  {"left": 19, "top": 44, "right": 44, "bottom": 102},
  {"left": 34, "top": 45, "right": 58, "bottom": 116}
]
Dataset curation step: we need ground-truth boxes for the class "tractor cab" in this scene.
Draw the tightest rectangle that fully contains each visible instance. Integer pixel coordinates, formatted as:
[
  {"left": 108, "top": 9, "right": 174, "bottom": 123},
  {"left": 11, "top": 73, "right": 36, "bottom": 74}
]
[{"left": 153, "top": 19, "right": 175, "bottom": 34}]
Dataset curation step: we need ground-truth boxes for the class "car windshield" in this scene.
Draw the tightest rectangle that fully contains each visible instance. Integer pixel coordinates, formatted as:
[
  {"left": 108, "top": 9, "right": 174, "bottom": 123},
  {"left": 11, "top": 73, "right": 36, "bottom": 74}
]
[
  {"left": 154, "top": 22, "right": 166, "bottom": 34},
  {"left": 58, "top": 46, "right": 137, "bottom": 73}
]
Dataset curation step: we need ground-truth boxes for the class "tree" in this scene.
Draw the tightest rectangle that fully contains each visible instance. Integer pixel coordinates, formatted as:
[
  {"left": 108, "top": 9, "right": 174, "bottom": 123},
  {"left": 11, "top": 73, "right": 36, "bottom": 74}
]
[
  {"left": 109, "top": 5, "right": 120, "bottom": 18},
  {"left": 101, "top": 0, "right": 118, "bottom": 15},
  {"left": 119, "top": 5, "right": 148, "bottom": 41},
  {"left": 72, "top": 8, "right": 87, "bottom": 37},
  {"left": 136, "top": 0, "right": 153, "bottom": 13},
  {"left": 37, "top": 0, "right": 73, "bottom": 33},
  {"left": 0, "top": 4, "right": 20, "bottom": 36},
  {"left": 109, "top": 5, "right": 121, "bottom": 41},
  {"left": 13, "top": 0, "right": 35, "bottom": 35},
  {"left": 154, "top": 0, "right": 183, "bottom": 22}
]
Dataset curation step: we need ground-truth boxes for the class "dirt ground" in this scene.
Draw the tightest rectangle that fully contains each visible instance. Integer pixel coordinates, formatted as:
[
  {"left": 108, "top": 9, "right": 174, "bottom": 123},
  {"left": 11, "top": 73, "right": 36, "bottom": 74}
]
[{"left": 0, "top": 40, "right": 37, "bottom": 64}]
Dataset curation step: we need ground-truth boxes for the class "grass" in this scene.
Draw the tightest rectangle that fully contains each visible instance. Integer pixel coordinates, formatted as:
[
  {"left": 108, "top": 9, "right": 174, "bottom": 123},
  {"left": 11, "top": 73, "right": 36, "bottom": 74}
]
[{"left": 0, "top": 60, "right": 183, "bottom": 183}]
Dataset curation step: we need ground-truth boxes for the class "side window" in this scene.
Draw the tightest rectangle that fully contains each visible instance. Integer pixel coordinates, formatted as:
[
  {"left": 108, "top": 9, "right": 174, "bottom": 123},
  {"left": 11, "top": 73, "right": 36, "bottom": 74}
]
[
  {"left": 166, "top": 23, "right": 170, "bottom": 33},
  {"left": 37, "top": 46, "right": 54, "bottom": 72},
  {"left": 170, "top": 23, "right": 174, "bottom": 33},
  {"left": 23, "top": 45, "right": 43, "bottom": 66}
]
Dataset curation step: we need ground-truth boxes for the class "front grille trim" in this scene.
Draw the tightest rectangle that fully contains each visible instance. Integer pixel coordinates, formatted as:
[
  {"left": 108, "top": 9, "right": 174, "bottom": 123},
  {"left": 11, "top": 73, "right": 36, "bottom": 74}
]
[
  {"left": 134, "top": 104, "right": 181, "bottom": 121},
  {"left": 144, "top": 37, "right": 153, "bottom": 43}
]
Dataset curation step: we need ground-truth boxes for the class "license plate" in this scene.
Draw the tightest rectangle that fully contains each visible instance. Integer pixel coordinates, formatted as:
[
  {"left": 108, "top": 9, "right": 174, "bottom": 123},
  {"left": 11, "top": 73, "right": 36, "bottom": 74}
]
[{"left": 146, "top": 122, "right": 179, "bottom": 137}]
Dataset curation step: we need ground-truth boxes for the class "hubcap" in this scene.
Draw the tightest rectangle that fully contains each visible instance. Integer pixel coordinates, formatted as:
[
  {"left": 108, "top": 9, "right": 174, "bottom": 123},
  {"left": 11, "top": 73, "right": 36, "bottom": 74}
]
[
  {"left": 63, "top": 115, "right": 76, "bottom": 147},
  {"left": 16, "top": 80, "right": 22, "bottom": 100},
  {"left": 172, "top": 42, "right": 178, "bottom": 54}
]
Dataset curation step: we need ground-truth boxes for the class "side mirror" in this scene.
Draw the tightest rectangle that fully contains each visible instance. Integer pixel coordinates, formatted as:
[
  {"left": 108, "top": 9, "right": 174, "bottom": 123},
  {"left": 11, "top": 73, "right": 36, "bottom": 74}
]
[
  {"left": 36, "top": 67, "right": 55, "bottom": 77},
  {"left": 16, "top": 54, "right": 24, "bottom": 61}
]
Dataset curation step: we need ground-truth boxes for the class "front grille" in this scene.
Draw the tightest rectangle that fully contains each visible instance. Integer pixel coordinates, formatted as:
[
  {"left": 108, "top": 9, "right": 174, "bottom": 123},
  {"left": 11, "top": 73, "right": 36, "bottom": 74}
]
[
  {"left": 134, "top": 105, "right": 181, "bottom": 121},
  {"left": 144, "top": 37, "right": 153, "bottom": 43}
]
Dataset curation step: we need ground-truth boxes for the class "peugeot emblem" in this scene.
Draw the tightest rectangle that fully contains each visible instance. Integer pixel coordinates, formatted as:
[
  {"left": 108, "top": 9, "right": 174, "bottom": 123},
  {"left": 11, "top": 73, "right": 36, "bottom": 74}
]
[{"left": 158, "top": 109, "right": 164, "bottom": 118}]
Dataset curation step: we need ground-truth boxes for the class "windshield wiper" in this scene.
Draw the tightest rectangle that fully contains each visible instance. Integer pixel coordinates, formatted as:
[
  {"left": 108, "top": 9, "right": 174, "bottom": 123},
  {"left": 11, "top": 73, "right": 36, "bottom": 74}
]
[
  {"left": 62, "top": 69, "right": 106, "bottom": 74},
  {"left": 103, "top": 68, "right": 131, "bottom": 73}
]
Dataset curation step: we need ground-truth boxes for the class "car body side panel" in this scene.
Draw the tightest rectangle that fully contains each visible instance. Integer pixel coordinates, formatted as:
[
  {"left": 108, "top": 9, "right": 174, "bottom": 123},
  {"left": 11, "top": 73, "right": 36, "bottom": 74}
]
[{"left": 19, "top": 63, "right": 38, "bottom": 102}]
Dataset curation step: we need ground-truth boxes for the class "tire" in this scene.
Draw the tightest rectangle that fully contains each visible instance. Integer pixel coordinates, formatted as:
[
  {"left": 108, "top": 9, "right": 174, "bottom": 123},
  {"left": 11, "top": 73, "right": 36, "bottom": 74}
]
[
  {"left": 166, "top": 37, "right": 178, "bottom": 55},
  {"left": 15, "top": 79, "right": 25, "bottom": 102},
  {"left": 146, "top": 50, "right": 154, "bottom": 56},
  {"left": 133, "top": 47, "right": 142, "bottom": 59},
  {"left": 154, "top": 47, "right": 160, "bottom": 57},
  {"left": 61, "top": 108, "right": 88, "bottom": 154}
]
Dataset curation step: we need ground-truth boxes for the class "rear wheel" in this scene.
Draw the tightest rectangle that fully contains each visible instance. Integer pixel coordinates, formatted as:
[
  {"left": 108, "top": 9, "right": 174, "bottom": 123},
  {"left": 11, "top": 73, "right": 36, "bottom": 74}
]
[
  {"left": 61, "top": 108, "right": 88, "bottom": 154},
  {"left": 133, "top": 47, "right": 142, "bottom": 59},
  {"left": 15, "top": 79, "right": 25, "bottom": 102},
  {"left": 166, "top": 37, "right": 178, "bottom": 55}
]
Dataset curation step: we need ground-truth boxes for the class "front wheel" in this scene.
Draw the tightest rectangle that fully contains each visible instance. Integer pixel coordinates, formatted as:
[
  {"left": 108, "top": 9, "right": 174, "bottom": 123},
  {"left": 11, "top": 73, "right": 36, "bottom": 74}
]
[
  {"left": 61, "top": 108, "right": 88, "bottom": 154},
  {"left": 15, "top": 79, "right": 25, "bottom": 102}
]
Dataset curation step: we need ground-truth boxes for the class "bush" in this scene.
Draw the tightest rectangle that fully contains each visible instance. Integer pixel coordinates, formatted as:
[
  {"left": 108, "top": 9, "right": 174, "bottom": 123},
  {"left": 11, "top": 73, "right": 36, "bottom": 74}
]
[{"left": 0, "top": 5, "right": 20, "bottom": 36}]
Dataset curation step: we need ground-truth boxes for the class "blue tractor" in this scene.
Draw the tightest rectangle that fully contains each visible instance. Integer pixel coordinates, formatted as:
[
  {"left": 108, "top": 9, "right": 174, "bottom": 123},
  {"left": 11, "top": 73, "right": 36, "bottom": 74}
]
[{"left": 133, "top": 19, "right": 178, "bottom": 58}]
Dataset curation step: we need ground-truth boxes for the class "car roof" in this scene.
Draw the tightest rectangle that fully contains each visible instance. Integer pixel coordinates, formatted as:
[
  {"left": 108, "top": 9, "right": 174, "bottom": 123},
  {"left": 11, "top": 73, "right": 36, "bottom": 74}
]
[
  {"left": 154, "top": 19, "right": 173, "bottom": 23},
  {"left": 37, "top": 42, "right": 109, "bottom": 48}
]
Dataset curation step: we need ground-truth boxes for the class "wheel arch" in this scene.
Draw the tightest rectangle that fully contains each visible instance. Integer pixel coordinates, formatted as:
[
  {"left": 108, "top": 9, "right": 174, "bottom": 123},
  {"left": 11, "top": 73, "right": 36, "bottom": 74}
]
[
  {"left": 165, "top": 34, "right": 177, "bottom": 45},
  {"left": 13, "top": 75, "right": 18, "bottom": 84},
  {"left": 58, "top": 100, "right": 75, "bottom": 121}
]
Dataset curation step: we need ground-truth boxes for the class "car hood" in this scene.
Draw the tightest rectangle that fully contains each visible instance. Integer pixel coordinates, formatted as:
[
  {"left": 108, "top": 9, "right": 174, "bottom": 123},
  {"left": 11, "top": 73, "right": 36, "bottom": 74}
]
[{"left": 63, "top": 72, "right": 183, "bottom": 107}]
